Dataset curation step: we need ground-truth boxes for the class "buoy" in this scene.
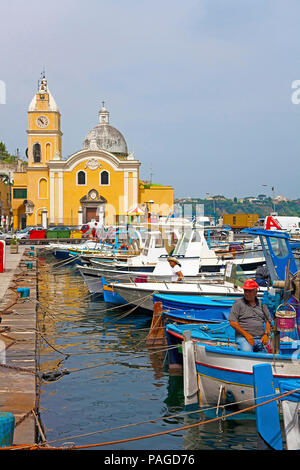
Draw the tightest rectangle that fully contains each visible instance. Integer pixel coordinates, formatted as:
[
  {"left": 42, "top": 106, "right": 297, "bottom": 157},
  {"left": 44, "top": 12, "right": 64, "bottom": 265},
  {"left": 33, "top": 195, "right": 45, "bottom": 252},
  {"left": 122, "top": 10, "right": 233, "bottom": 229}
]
[
  {"left": 0, "top": 412, "right": 15, "bottom": 447},
  {"left": 17, "top": 287, "right": 30, "bottom": 298}
]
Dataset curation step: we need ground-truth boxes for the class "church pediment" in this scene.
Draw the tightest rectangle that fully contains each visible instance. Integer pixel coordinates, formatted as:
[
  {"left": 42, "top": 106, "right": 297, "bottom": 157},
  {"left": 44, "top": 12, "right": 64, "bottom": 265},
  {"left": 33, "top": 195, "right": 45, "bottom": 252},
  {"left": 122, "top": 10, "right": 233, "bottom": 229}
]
[
  {"left": 80, "top": 190, "right": 107, "bottom": 205},
  {"left": 47, "top": 148, "right": 140, "bottom": 172}
]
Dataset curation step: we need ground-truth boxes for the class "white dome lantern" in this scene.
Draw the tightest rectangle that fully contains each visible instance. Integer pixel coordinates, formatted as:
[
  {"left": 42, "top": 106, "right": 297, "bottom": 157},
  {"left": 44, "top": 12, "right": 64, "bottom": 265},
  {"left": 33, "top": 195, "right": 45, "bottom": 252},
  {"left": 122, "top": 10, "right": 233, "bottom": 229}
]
[{"left": 82, "top": 103, "right": 128, "bottom": 157}]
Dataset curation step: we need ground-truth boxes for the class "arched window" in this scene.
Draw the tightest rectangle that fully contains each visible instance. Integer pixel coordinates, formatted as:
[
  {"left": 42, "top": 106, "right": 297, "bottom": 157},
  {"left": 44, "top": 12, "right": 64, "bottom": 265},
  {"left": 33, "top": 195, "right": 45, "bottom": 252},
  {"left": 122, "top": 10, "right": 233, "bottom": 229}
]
[
  {"left": 46, "top": 143, "right": 51, "bottom": 161},
  {"left": 77, "top": 170, "right": 86, "bottom": 185},
  {"left": 100, "top": 170, "right": 109, "bottom": 185},
  {"left": 39, "top": 178, "right": 48, "bottom": 199},
  {"left": 33, "top": 143, "right": 41, "bottom": 163}
]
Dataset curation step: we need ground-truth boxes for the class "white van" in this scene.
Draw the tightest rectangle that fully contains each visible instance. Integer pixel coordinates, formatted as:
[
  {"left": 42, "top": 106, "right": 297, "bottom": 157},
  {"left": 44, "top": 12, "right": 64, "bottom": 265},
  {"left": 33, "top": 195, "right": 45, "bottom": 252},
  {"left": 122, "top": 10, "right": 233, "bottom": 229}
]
[{"left": 264, "top": 215, "right": 300, "bottom": 234}]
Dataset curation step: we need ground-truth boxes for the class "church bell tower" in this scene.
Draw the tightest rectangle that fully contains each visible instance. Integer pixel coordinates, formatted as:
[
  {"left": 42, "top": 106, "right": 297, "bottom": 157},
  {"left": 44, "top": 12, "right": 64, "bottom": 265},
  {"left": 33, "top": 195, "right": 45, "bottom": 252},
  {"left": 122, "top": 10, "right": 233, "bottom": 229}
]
[{"left": 27, "top": 72, "right": 62, "bottom": 167}]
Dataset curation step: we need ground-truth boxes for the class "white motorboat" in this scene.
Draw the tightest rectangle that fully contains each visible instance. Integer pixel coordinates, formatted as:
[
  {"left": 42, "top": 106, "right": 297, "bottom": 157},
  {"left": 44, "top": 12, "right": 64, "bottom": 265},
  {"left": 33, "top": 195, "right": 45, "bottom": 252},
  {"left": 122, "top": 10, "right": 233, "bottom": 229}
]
[
  {"left": 109, "top": 278, "right": 258, "bottom": 312},
  {"left": 78, "top": 226, "right": 265, "bottom": 295}
]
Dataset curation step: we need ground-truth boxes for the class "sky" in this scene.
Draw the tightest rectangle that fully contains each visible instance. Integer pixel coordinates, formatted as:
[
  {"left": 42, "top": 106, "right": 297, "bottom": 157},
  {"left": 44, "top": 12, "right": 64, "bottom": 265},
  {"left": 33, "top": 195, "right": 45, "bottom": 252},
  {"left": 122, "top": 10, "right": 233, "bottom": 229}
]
[{"left": 1, "top": 0, "right": 300, "bottom": 199}]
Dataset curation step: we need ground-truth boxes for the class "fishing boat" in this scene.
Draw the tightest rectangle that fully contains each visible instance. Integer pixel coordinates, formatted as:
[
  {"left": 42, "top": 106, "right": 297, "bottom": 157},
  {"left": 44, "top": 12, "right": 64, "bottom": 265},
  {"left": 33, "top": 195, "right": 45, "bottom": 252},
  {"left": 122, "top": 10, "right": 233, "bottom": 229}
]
[
  {"left": 77, "top": 228, "right": 181, "bottom": 293},
  {"left": 76, "top": 222, "right": 264, "bottom": 297},
  {"left": 48, "top": 225, "right": 144, "bottom": 262},
  {"left": 162, "top": 290, "right": 274, "bottom": 368},
  {"left": 253, "top": 363, "right": 300, "bottom": 450},
  {"left": 182, "top": 339, "right": 300, "bottom": 411},
  {"left": 180, "top": 228, "right": 300, "bottom": 411},
  {"left": 108, "top": 278, "right": 251, "bottom": 312},
  {"left": 98, "top": 226, "right": 266, "bottom": 309},
  {"left": 102, "top": 277, "right": 127, "bottom": 305},
  {"left": 88, "top": 227, "right": 181, "bottom": 272},
  {"left": 89, "top": 226, "right": 265, "bottom": 275},
  {"left": 165, "top": 321, "right": 236, "bottom": 370},
  {"left": 154, "top": 294, "right": 238, "bottom": 323}
]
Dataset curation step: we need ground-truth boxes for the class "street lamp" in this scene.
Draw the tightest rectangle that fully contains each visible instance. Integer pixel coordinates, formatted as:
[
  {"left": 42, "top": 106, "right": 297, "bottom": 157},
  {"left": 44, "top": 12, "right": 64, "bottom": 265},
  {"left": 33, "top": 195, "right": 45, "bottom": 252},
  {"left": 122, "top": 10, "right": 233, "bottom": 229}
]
[
  {"left": 262, "top": 185, "right": 276, "bottom": 213},
  {"left": 206, "top": 193, "right": 216, "bottom": 224},
  {"left": 145, "top": 200, "right": 154, "bottom": 222}
]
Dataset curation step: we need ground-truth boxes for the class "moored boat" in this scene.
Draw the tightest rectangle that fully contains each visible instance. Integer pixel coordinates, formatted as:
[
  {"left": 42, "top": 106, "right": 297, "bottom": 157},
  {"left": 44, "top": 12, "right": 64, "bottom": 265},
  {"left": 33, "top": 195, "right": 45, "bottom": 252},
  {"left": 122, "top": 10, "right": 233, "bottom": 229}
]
[{"left": 182, "top": 340, "right": 300, "bottom": 411}]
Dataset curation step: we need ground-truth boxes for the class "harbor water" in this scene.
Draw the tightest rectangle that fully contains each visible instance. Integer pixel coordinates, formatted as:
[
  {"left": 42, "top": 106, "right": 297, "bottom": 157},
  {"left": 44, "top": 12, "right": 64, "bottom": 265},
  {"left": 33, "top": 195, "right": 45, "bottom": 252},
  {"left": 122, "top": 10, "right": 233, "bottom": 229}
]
[{"left": 37, "top": 253, "right": 260, "bottom": 450}]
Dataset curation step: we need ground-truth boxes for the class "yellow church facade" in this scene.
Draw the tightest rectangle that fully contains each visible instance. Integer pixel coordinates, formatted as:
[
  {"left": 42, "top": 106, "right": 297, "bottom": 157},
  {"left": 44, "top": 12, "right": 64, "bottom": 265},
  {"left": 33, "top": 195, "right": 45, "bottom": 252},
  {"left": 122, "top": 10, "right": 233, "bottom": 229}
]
[{"left": 12, "top": 75, "right": 174, "bottom": 229}]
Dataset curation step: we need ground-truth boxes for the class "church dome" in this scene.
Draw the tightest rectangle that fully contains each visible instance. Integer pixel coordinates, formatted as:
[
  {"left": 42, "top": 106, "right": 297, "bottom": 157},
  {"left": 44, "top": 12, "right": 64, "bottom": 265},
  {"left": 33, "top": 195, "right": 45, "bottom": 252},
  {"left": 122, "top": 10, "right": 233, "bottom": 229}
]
[{"left": 82, "top": 104, "right": 128, "bottom": 156}]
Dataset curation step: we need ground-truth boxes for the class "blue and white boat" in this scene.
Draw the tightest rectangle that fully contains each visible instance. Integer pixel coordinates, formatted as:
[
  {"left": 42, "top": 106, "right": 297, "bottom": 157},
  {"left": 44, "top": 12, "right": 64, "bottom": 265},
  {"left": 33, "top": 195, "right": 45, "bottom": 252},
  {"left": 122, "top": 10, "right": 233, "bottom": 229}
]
[
  {"left": 154, "top": 294, "right": 237, "bottom": 324},
  {"left": 253, "top": 363, "right": 300, "bottom": 450},
  {"left": 49, "top": 225, "right": 143, "bottom": 262},
  {"left": 165, "top": 321, "right": 236, "bottom": 370},
  {"left": 182, "top": 340, "right": 300, "bottom": 411},
  {"left": 180, "top": 228, "right": 300, "bottom": 411},
  {"left": 101, "top": 276, "right": 127, "bottom": 305}
]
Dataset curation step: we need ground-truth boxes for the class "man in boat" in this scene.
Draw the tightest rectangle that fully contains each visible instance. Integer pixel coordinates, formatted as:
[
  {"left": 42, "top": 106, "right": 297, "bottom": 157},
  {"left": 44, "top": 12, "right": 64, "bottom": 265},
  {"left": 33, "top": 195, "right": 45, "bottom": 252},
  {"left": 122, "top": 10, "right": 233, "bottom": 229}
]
[
  {"left": 228, "top": 279, "right": 272, "bottom": 352},
  {"left": 255, "top": 264, "right": 270, "bottom": 287},
  {"left": 167, "top": 257, "right": 184, "bottom": 282}
]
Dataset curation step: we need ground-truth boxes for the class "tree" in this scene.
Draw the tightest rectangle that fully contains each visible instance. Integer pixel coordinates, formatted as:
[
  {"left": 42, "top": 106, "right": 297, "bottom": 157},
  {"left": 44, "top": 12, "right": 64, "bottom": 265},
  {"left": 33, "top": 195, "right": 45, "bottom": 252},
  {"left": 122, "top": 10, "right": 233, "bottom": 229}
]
[
  {"left": 0, "top": 142, "right": 9, "bottom": 160},
  {"left": 0, "top": 142, "right": 18, "bottom": 163}
]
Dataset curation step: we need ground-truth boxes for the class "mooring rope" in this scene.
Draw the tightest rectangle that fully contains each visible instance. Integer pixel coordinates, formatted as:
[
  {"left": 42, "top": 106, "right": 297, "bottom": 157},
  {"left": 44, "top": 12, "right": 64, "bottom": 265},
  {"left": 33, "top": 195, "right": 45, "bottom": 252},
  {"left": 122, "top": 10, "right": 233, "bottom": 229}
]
[{"left": 4, "top": 386, "right": 300, "bottom": 450}]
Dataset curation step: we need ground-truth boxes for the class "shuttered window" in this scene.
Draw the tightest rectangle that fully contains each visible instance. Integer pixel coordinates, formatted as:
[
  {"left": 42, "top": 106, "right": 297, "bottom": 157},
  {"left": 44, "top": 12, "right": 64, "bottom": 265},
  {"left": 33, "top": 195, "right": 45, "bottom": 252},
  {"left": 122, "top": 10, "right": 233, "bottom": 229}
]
[{"left": 13, "top": 188, "right": 27, "bottom": 199}]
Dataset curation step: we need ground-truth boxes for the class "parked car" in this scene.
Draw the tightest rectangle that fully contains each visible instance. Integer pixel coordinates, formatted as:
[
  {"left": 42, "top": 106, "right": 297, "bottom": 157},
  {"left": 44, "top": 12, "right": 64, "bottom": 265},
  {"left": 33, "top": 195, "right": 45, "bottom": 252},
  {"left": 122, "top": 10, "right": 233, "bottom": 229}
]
[
  {"left": 0, "top": 231, "right": 13, "bottom": 241},
  {"left": 47, "top": 226, "right": 71, "bottom": 231},
  {"left": 16, "top": 226, "right": 45, "bottom": 240}
]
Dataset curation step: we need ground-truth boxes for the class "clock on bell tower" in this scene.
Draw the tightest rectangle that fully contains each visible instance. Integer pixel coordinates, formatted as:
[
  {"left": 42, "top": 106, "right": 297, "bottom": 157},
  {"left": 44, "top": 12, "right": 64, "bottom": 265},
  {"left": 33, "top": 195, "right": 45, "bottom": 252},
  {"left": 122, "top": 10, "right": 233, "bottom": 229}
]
[{"left": 27, "top": 72, "right": 62, "bottom": 167}]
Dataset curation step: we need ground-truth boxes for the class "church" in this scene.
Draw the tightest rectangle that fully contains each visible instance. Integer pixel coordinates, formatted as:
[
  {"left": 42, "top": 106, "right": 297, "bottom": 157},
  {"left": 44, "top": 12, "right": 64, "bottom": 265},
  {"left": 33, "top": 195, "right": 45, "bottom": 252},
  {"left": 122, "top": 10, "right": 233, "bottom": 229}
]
[{"left": 12, "top": 74, "right": 174, "bottom": 229}]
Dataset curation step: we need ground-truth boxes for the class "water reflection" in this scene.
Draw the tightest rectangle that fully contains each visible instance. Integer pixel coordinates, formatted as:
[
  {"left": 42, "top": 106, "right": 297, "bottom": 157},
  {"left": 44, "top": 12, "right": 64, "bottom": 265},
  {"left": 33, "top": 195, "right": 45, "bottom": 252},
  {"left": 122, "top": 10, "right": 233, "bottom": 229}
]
[{"left": 37, "top": 253, "right": 259, "bottom": 450}]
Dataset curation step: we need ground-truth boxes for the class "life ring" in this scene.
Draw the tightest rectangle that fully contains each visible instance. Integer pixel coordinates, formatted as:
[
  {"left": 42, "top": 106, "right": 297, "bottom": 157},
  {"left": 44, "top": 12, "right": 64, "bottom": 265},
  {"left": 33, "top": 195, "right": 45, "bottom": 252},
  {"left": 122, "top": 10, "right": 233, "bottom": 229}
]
[{"left": 119, "top": 244, "right": 129, "bottom": 253}]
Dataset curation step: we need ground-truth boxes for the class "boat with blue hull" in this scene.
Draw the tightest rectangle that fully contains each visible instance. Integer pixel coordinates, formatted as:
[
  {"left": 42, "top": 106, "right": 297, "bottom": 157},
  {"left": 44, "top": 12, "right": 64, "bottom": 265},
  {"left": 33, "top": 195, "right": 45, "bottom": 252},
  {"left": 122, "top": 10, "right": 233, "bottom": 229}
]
[
  {"left": 179, "top": 228, "right": 300, "bottom": 411},
  {"left": 154, "top": 294, "right": 237, "bottom": 324},
  {"left": 253, "top": 363, "right": 300, "bottom": 450},
  {"left": 49, "top": 225, "right": 144, "bottom": 262},
  {"left": 165, "top": 321, "right": 236, "bottom": 370},
  {"left": 152, "top": 286, "right": 271, "bottom": 324},
  {"left": 102, "top": 277, "right": 127, "bottom": 305},
  {"left": 182, "top": 340, "right": 300, "bottom": 411}
]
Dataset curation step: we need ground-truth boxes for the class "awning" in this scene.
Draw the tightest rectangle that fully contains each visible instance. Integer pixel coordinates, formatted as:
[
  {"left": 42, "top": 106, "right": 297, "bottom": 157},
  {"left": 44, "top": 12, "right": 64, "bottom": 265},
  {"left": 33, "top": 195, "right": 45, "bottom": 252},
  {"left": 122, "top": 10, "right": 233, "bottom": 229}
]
[{"left": 127, "top": 206, "right": 145, "bottom": 215}]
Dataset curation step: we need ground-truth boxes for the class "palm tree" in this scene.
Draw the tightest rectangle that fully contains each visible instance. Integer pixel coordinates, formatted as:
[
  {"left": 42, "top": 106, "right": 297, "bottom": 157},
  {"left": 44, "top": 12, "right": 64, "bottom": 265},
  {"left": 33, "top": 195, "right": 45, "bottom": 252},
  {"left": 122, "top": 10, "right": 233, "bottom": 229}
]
[{"left": 0, "top": 142, "right": 9, "bottom": 159}]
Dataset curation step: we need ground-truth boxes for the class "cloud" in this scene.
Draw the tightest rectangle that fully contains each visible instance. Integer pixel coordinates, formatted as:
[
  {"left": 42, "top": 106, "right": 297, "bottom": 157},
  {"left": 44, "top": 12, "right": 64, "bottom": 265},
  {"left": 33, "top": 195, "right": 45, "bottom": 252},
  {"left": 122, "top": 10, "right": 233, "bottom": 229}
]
[{"left": 0, "top": 0, "right": 300, "bottom": 198}]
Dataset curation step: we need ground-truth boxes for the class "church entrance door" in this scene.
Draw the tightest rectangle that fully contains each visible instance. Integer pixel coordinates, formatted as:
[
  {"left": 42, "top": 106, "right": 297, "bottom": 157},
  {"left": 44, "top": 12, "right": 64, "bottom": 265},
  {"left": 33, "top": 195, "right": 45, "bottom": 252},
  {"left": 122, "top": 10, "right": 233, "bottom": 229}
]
[
  {"left": 86, "top": 207, "right": 97, "bottom": 222},
  {"left": 80, "top": 190, "right": 107, "bottom": 224}
]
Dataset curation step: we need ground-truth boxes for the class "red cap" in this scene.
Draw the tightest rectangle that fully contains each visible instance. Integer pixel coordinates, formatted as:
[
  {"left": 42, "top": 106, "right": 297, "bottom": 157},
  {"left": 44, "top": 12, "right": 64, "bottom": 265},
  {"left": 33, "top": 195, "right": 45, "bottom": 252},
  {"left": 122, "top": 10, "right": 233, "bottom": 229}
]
[{"left": 243, "top": 279, "right": 259, "bottom": 290}]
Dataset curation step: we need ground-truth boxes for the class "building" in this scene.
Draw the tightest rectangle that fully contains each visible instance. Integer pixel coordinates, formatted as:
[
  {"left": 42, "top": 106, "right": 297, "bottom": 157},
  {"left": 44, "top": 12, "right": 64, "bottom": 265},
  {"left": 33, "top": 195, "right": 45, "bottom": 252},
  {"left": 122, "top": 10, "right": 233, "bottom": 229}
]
[
  {"left": 0, "top": 179, "right": 11, "bottom": 229},
  {"left": 12, "top": 74, "right": 173, "bottom": 229}
]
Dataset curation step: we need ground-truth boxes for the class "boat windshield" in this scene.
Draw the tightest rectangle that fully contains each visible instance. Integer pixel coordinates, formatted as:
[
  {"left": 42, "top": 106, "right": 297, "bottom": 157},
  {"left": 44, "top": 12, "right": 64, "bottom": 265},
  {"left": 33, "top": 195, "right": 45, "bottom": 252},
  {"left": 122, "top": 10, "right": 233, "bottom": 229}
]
[
  {"left": 154, "top": 233, "right": 164, "bottom": 248},
  {"left": 260, "top": 236, "right": 280, "bottom": 283},
  {"left": 173, "top": 229, "right": 192, "bottom": 256},
  {"left": 269, "top": 237, "right": 289, "bottom": 259},
  {"left": 259, "top": 235, "right": 299, "bottom": 283},
  {"left": 142, "top": 235, "right": 151, "bottom": 256}
]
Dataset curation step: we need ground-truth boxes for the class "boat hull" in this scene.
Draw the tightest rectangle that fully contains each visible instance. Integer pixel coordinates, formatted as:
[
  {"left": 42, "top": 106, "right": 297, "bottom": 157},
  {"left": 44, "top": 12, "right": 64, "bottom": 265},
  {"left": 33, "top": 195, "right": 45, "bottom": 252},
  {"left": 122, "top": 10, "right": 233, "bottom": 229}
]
[
  {"left": 191, "top": 343, "right": 300, "bottom": 410},
  {"left": 112, "top": 282, "right": 249, "bottom": 312},
  {"left": 77, "top": 266, "right": 104, "bottom": 295},
  {"left": 165, "top": 322, "right": 236, "bottom": 369}
]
